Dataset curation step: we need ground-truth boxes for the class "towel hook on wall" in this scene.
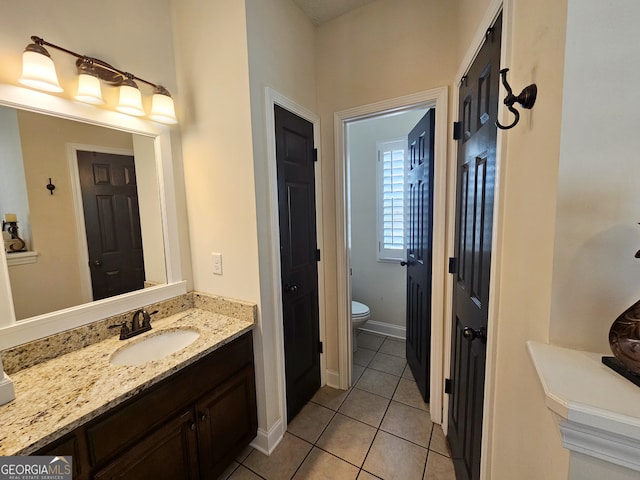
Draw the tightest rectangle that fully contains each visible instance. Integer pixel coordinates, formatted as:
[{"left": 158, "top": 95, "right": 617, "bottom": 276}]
[
  {"left": 495, "top": 68, "right": 537, "bottom": 130},
  {"left": 46, "top": 178, "right": 56, "bottom": 195}
]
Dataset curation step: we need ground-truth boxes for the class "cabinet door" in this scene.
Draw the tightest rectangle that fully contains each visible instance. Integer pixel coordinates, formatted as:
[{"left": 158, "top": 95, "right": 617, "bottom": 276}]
[
  {"left": 196, "top": 366, "right": 258, "bottom": 479},
  {"left": 36, "top": 432, "right": 87, "bottom": 480},
  {"left": 94, "top": 410, "right": 199, "bottom": 480}
]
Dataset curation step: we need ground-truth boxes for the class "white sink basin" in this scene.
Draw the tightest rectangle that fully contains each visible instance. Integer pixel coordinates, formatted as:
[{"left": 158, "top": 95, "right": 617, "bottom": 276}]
[{"left": 110, "top": 329, "right": 200, "bottom": 366}]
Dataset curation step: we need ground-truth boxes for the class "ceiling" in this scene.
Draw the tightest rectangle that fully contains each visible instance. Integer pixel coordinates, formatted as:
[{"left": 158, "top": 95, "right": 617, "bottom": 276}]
[{"left": 293, "top": 0, "right": 378, "bottom": 24}]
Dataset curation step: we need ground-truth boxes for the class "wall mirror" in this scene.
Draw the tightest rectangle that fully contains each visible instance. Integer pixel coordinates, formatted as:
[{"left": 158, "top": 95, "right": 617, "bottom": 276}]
[{"left": 0, "top": 84, "right": 186, "bottom": 350}]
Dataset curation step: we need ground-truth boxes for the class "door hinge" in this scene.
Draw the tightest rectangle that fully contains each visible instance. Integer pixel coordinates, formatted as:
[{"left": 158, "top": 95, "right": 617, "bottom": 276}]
[
  {"left": 313, "top": 148, "right": 318, "bottom": 162},
  {"left": 316, "top": 249, "right": 321, "bottom": 261},
  {"left": 453, "top": 122, "right": 462, "bottom": 140},
  {"left": 445, "top": 378, "right": 452, "bottom": 394},
  {"left": 485, "top": 27, "right": 495, "bottom": 43},
  {"left": 448, "top": 257, "right": 457, "bottom": 274},
  {"left": 318, "top": 341, "right": 323, "bottom": 353}
]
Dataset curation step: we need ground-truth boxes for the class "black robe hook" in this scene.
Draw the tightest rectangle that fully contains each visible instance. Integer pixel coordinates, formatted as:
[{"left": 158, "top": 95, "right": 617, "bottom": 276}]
[
  {"left": 495, "top": 68, "right": 537, "bottom": 130},
  {"left": 46, "top": 178, "right": 56, "bottom": 195}
]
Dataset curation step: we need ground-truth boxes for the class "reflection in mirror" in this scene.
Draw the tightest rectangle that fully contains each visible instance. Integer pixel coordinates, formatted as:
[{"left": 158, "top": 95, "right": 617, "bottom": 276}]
[{"left": 0, "top": 106, "right": 167, "bottom": 320}]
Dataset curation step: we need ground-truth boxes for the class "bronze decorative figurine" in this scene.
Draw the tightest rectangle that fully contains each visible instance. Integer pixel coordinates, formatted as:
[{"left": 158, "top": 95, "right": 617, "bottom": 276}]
[
  {"left": 2, "top": 217, "right": 26, "bottom": 253},
  {"left": 603, "top": 238, "right": 640, "bottom": 385}
]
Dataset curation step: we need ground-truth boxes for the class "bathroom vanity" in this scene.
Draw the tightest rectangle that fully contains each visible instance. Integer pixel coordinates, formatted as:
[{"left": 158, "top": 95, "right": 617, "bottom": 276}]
[
  {"left": 38, "top": 332, "right": 256, "bottom": 480},
  {"left": 0, "top": 296, "right": 257, "bottom": 480}
]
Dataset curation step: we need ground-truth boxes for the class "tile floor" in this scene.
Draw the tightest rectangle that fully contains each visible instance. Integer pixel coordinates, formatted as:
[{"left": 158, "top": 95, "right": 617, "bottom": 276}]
[{"left": 218, "top": 332, "right": 455, "bottom": 480}]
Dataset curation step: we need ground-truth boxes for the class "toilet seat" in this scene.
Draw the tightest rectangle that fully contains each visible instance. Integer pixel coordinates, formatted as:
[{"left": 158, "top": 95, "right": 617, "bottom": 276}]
[{"left": 352, "top": 300, "right": 370, "bottom": 318}]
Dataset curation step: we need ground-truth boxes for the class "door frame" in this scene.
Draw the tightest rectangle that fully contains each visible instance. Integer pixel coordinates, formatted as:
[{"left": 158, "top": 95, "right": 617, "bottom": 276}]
[
  {"left": 67, "top": 143, "right": 135, "bottom": 304},
  {"left": 444, "top": 1, "right": 512, "bottom": 478},
  {"left": 264, "top": 88, "right": 326, "bottom": 430},
  {"left": 335, "top": 87, "right": 448, "bottom": 422}
]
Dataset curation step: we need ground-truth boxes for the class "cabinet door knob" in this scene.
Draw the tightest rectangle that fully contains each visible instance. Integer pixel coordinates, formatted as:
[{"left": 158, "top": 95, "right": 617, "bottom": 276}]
[
  {"left": 200, "top": 413, "right": 207, "bottom": 422},
  {"left": 190, "top": 422, "right": 196, "bottom": 431}
]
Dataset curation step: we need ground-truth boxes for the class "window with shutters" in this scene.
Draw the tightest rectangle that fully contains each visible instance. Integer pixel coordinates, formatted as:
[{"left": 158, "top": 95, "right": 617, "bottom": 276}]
[{"left": 376, "top": 138, "right": 406, "bottom": 262}]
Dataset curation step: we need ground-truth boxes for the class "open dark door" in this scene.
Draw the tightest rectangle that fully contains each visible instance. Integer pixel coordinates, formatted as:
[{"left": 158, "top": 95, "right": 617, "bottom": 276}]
[
  {"left": 274, "top": 105, "right": 321, "bottom": 421},
  {"left": 77, "top": 151, "right": 145, "bottom": 300},
  {"left": 447, "top": 13, "right": 502, "bottom": 480},
  {"left": 405, "top": 109, "right": 435, "bottom": 402}
]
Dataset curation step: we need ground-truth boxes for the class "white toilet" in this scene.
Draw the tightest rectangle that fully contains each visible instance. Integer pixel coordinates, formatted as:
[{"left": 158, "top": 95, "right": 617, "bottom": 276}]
[{"left": 351, "top": 300, "right": 371, "bottom": 352}]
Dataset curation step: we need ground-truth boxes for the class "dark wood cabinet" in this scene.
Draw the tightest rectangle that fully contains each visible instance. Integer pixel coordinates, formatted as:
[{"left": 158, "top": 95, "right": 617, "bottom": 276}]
[
  {"left": 36, "top": 431, "right": 88, "bottom": 480},
  {"left": 35, "top": 332, "right": 257, "bottom": 480},
  {"left": 94, "top": 410, "right": 199, "bottom": 480},
  {"left": 196, "top": 366, "right": 257, "bottom": 478}
]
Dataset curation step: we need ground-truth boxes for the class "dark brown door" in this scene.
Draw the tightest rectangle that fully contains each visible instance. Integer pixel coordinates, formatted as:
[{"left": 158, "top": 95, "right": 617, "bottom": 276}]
[
  {"left": 447, "top": 13, "right": 502, "bottom": 480},
  {"left": 405, "top": 110, "right": 436, "bottom": 402},
  {"left": 274, "top": 105, "right": 321, "bottom": 421},
  {"left": 77, "top": 151, "right": 145, "bottom": 300}
]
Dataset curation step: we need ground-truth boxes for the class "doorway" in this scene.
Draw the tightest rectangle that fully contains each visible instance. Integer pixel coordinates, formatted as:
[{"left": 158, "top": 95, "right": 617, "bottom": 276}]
[
  {"left": 335, "top": 87, "right": 449, "bottom": 422},
  {"left": 347, "top": 109, "right": 428, "bottom": 343}
]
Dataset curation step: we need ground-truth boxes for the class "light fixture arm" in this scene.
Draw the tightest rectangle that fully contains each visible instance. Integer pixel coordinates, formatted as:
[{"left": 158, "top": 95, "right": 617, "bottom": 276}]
[{"left": 30, "top": 36, "right": 165, "bottom": 92}]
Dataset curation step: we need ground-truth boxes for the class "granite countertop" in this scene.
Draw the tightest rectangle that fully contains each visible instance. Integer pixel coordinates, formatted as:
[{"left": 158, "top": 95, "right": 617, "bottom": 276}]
[{"left": 0, "top": 308, "right": 254, "bottom": 456}]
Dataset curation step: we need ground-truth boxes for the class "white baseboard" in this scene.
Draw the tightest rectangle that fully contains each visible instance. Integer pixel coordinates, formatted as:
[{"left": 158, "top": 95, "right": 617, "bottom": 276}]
[
  {"left": 250, "top": 417, "right": 284, "bottom": 455},
  {"left": 359, "top": 320, "right": 406, "bottom": 340},
  {"left": 325, "top": 369, "right": 341, "bottom": 389}
]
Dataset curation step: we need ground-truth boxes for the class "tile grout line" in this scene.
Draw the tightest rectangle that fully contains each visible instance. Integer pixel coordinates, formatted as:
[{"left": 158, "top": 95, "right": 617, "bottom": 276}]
[
  {"left": 235, "top": 334, "right": 445, "bottom": 480},
  {"left": 286, "top": 403, "right": 341, "bottom": 479}
]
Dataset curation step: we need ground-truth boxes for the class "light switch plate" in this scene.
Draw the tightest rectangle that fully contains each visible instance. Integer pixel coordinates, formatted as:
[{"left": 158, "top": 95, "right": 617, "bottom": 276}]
[{"left": 212, "top": 252, "right": 223, "bottom": 275}]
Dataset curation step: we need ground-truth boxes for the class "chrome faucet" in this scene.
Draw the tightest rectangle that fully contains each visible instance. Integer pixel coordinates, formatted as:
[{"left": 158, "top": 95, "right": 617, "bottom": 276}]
[{"left": 110, "top": 309, "right": 155, "bottom": 340}]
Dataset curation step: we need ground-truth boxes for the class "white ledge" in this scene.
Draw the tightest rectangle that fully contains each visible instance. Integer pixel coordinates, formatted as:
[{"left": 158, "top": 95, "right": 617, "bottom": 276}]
[
  {"left": 5, "top": 251, "right": 38, "bottom": 267},
  {"left": 528, "top": 341, "right": 640, "bottom": 472}
]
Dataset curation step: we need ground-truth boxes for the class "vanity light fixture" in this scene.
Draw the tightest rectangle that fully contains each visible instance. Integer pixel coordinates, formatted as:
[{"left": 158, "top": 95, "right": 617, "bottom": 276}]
[
  {"left": 116, "top": 76, "right": 145, "bottom": 116},
  {"left": 75, "top": 59, "right": 105, "bottom": 105},
  {"left": 19, "top": 41, "right": 63, "bottom": 93},
  {"left": 18, "top": 36, "right": 177, "bottom": 125}
]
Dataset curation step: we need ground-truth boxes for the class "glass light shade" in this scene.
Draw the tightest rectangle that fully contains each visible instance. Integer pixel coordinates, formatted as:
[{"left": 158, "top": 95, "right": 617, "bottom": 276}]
[
  {"left": 75, "top": 73, "right": 104, "bottom": 105},
  {"left": 116, "top": 83, "right": 145, "bottom": 116},
  {"left": 19, "top": 50, "right": 63, "bottom": 93},
  {"left": 149, "top": 92, "right": 178, "bottom": 124}
]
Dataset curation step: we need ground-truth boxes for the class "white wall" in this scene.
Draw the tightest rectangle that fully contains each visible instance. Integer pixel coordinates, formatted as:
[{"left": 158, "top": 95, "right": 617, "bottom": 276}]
[
  {"left": 348, "top": 109, "right": 427, "bottom": 331},
  {"left": 0, "top": 107, "right": 30, "bottom": 248},
  {"left": 245, "top": 0, "right": 318, "bottom": 444},
  {"left": 470, "top": 0, "right": 570, "bottom": 478},
  {"left": 172, "top": 0, "right": 318, "bottom": 449},
  {"left": 316, "top": 0, "right": 458, "bottom": 373},
  {"left": 171, "top": 0, "right": 258, "bottom": 304},
  {"left": 0, "top": 0, "right": 192, "bottom": 297},
  {"left": 550, "top": 0, "right": 640, "bottom": 354},
  {"left": 133, "top": 135, "right": 167, "bottom": 286},
  {"left": 0, "top": 1, "right": 178, "bottom": 105}
]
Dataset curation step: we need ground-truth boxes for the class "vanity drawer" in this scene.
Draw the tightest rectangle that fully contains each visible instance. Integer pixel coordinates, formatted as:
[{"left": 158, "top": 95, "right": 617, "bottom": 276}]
[{"left": 85, "top": 332, "right": 253, "bottom": 467}]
